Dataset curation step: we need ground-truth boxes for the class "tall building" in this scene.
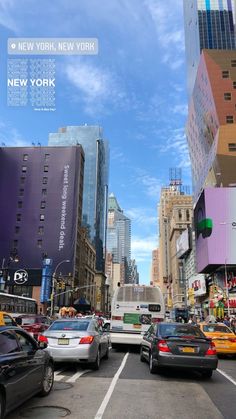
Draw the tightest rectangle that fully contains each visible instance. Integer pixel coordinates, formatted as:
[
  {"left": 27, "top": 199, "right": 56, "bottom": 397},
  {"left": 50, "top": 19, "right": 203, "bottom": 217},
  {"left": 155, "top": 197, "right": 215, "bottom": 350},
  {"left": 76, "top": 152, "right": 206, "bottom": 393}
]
[
  {"left": 106, "top": 193, "right": 131, "bottom": 283},
  {"left": 158, "top": 185, "right": 193, "bottom": 308},
  {"left": 183, "top": 0, "right": 236, "bottom": 98},
  {"left": 0, "top": 146, "right": 84, "bottom": 303},
  {"left": 186, "top": 49, "right": 236, "bottom": 202},
  {"left": 49, "top": 125, "right": 109, "bottom": 272}
]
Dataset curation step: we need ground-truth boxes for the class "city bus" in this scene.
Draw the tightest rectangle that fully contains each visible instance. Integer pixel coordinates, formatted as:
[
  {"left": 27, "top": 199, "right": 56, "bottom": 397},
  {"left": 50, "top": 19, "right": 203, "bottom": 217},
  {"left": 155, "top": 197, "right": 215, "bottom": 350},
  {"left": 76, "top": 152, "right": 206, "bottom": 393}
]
[
  {"left": 0, "top": 292, "right": 37, "bottom": 317},
  {"left": 110, "top": 285, "right": 165, "bottom": 347}
]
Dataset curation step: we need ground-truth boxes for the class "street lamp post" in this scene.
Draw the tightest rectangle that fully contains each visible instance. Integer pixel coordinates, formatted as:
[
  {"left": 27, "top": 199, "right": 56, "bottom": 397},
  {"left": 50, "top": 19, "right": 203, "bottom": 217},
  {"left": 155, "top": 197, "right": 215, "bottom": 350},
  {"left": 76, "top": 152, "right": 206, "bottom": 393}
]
[
  {"left": 50, "top": 259, "right": 70, "bottom": 317},
  {"left": 224, "top": 259, "right": 230, "bottom": 317}
]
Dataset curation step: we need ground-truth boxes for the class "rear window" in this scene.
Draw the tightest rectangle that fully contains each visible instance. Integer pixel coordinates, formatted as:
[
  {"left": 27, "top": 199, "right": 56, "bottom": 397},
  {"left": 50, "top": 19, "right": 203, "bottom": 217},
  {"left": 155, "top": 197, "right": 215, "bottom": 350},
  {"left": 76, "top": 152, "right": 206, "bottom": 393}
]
[
  {"left": 159, "top": 324, "right": 204, "bottom": 338},
  {"left": 49, "top": 321, "right": 89, "bottom": 331},
  {"left": 21, "top": 317, "right": 37, "bottom": 325},
  {"left": 203, "top": 325, "right": 232, "bottom": 333}
]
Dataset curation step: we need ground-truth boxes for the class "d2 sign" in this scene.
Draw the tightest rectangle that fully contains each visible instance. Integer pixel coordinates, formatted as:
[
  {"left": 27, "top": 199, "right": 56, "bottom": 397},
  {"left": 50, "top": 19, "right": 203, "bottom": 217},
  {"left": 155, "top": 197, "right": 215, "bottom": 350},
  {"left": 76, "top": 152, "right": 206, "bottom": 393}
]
[{"left": 14, "top": 270, "right": 28, "bottom": 285}]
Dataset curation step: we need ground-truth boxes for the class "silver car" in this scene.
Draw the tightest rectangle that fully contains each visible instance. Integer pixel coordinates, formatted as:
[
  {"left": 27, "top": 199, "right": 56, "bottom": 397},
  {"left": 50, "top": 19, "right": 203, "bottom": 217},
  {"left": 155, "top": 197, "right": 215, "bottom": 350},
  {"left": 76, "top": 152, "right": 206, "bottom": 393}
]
[{"left": 39, "top": 318, "right": 109, "bottom": 369}]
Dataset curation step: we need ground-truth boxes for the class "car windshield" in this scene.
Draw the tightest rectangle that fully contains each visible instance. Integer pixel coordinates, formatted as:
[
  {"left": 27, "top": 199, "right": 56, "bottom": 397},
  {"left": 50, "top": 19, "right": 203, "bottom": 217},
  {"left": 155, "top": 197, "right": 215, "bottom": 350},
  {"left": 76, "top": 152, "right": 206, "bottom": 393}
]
[
  {"left": 21, "top": 317, "right": 37, "bottom": 325},
  {"left": 203, "top": 325, "right": 232, "bottom": 333},
  {"left": 160, "top": 324, "right": 204, "bottom": 338},
  {"left": 21, "top": 317, "right": 46, "bottom": 325},
  {"left": 49, "top": 321, "right": 89, "bottom": 331}
]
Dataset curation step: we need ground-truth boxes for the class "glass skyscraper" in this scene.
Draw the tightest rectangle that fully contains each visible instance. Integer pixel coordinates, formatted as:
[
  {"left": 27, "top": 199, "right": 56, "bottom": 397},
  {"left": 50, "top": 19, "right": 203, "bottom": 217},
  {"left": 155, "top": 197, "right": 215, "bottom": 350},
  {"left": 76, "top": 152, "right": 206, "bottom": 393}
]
[
  {"left": 183, "top": 0, "right": 236, "bottom": 97},
  {"left": 48, "top": 125, "right": 109, "bottom": 272},
  {"left": 107, "top": 193, "right": 131, "bottom": 283}
]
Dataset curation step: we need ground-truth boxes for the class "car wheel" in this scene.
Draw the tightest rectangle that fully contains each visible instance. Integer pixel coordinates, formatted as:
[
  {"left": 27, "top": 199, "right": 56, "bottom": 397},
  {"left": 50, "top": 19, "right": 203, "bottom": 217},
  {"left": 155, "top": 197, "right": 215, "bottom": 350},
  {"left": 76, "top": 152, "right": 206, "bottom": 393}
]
[
  {"left": 140, "top": 346, "right": 145, "bottom": 362},
  {"left": 0, "top": 391, "right": 5, "bottom": 419},
  {"left": 39, "top": 363, "right": 54, "bottom": 396},
  {"left": 104, "top": 345, "right": 109, "bottom": 360},
  {"left": 149, "top": 353, "right": 156, "bottom": 374},
  {"left": 202, "top": 369, "right": 213, "bottom": 379},
  {"left": 92, "top": 349, "right": 100, "bottom": 370}
]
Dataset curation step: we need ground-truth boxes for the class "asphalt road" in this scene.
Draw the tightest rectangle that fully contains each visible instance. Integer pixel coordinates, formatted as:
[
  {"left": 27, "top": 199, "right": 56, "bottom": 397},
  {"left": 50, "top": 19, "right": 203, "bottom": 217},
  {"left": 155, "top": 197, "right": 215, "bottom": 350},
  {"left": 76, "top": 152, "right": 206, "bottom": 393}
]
[{"left": 7, "top": 348, "right": 236, "bottom": 419}]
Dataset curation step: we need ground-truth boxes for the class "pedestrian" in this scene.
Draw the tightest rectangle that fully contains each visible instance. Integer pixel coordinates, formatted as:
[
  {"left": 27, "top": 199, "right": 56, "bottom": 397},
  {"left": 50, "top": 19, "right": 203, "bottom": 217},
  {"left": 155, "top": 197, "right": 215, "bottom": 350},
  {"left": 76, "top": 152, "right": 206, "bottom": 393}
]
[{"left": 223, "top": 316, "right": 230, "bottom": 327}]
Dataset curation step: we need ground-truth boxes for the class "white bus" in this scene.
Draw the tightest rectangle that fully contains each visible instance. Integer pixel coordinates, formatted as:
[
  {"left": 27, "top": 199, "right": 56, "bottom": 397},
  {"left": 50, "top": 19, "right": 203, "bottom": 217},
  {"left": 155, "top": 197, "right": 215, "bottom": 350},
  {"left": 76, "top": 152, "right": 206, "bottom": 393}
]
[
  {"left": 0, "top": 292, "right": 37, "bottom": 317},
  {"left": 110, "top": 285, "right": 165, "bottom": 347}
]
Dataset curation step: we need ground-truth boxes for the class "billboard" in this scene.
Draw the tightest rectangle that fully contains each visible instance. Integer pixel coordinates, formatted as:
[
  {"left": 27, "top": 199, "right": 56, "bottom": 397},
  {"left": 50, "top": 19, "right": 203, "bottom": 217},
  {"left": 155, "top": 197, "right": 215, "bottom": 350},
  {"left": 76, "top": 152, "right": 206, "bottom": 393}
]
[
  {"left": 188, "top": 274, "right": 206, "bottom": 297},
  {"left": 176, "top": 228, "right": 190, "bottom": 259},
  {"left": 194, "top": 187, "right": 236, "bottom": 272},
  {"left": 0, "top": 146, "right": 83, "bottom": 276}
]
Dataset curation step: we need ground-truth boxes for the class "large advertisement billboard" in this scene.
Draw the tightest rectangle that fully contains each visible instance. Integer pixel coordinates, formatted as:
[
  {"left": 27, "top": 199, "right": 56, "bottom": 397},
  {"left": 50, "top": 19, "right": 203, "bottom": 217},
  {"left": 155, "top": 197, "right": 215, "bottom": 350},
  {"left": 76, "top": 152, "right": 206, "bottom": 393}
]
[
  {"left": 194, "top": 187, "right": 236, "bottom": 273},
  {"left": 176, "top": 228, "right": 190, "bottom": 259},
  {"left": 188, "top": 274, "right": 206, "bottom": 297},
  {"left": 0, "top": 146, "right": 82, "bottom": 276}
]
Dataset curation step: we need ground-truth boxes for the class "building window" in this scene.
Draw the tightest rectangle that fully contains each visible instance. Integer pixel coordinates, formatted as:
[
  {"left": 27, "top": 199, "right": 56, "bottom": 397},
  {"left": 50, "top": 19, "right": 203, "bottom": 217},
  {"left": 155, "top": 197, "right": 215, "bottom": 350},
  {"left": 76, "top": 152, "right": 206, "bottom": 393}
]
[
  {"left": 178, "top": 210, "right": 182, "bottom": 220},
  {"left": 16, "top": 214, "right": 21, "bottom": 222},
  {"left": 224, "top": 92, "right": 232, "bottom": 101},
  {"left": 38, "top": 226, "right": 44, "bottom": 235},
  {"left": 23, "top": 154, "right": 28, "bottom": 161},
  {"left": 40, "top": 214, "right": 45, "bottom": 221},
  {"left": 40, "top": 201, "right": 46, "bottom": 209},
  {"left": 42, "top": 189, "right": 47, "bottom": 196},
  {"left": 231, "top": 60, "right": 236, "bottom": 67},
  {"left": 13, "top": 240, "right": 18, "bottom": 247},
  {"left": 18, "top": 201, "right": 23, "bottom": 209},
  {"left": 37, "top": 239, "right": 42, "bottom": 248},
  {"left": 15, "top": 226, "right": 20, "bottom": 234},
  {"left": 228, "top": 143, "right": 236, "bottom": 151},
  {"left": 226, "top": 115, "right": 234, "bottom": 124},
  {"left": 19, "top": 188, "right": 24, "bottom": 196},
  {"left": 222, "top": 70, "right": 229, "bottom": 78},
  {"left": 22, "top": 166, "right": 27, "bottom": 173},
  {"left": 45, "top": 154, "right": 50, "bottom": 162},
  {"left": 42, "top": 177, "right": 48, "bottom": 184},
  {"left": 186, "top": 210, "right": 190, "bottom": 221},
  {"left": 44, "top": 166, "right": 49, "bottom": 172},
  {"left": 233, "top": 81, "right": 236, "bottom": 89},
  {"left": 20, "top": 176, "right": 26, "bottom": 185}
]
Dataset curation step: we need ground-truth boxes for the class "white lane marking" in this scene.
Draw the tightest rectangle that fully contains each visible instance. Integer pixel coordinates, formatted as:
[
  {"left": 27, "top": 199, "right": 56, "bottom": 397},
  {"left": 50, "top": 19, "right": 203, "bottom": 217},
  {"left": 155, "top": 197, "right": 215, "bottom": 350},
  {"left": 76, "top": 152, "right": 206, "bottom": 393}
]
[
  {"left": 66, "top": 369, "right": 90, "bottom": 383},
  {"left": 54, "top": 369, "right": 66, "bottom": 381},
  {"left": 217, "top": 368, "right": 236, "bottom": 386},
  {"left": 54, "top": 369, "right": 65, "bottom": 376},
  {"left": 94, "top": 352, "right": 129, "bottom": 419}
]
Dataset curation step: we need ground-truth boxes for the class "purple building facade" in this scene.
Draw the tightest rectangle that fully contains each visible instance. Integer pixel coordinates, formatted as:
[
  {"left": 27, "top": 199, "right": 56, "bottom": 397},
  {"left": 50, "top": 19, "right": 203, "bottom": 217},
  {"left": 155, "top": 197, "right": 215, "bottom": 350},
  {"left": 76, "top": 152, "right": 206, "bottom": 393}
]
[{"left": 0, "top": 146, "right": 84, "bottom": 302}]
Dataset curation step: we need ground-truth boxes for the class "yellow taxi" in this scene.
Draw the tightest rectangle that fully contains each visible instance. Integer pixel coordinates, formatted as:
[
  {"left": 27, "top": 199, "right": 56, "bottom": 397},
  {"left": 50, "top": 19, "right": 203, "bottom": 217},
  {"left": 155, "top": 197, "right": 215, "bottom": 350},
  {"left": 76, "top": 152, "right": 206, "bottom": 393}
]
[
  {"left": 199, "top": 322, "right": 236, "bottom": 354},
  {"left": 0, "top": 311, "right": 18, "bottom": 326}
]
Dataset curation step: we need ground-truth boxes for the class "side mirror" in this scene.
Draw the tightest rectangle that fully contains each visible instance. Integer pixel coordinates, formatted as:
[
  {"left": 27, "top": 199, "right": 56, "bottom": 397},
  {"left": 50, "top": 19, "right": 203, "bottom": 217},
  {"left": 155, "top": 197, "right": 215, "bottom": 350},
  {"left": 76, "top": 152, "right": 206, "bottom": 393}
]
[{"left": 15, "top": 317, "right": 22, "bottom": 326}]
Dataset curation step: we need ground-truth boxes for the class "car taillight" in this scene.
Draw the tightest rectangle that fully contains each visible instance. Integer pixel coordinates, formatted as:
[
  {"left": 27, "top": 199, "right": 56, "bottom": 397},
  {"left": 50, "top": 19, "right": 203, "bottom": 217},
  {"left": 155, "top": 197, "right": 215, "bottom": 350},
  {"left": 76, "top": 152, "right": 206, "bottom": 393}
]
[
  {"left": 158, "top": 339, "right": 171, "bottom": 353},
  {"left": 79, "top": 336, "right": 94, "bottom": 344},
  {"left": 38, "top": 335, "right": 48, "bottom": 343},
  {"left": 206, "top": 341, "right": 217, "bottom": 355},
  {"left": 228, "top": 338, "right": 236, "bottom": 343}
]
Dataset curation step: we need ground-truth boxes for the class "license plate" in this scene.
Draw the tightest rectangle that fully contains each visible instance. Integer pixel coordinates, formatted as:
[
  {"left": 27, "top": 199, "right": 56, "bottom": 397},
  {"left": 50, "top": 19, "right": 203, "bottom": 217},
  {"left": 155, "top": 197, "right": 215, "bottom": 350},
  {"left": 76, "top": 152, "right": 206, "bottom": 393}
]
[
  {"left": 133, "top": 324, "right": 141, "bottom": 329},
  {"left": 182, "top": 347, "right": 195, "bottom": 353},
  {"left": 58, "top": 338, "right": 69, "bottom": 345}
]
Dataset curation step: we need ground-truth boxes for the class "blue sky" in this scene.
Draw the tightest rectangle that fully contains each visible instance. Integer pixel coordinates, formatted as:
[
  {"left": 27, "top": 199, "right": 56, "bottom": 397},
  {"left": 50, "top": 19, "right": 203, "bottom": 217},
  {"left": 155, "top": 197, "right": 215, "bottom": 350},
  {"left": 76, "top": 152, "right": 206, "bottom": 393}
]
[{"left": 0, "top": 0, "right": 191, "bottom": 284}]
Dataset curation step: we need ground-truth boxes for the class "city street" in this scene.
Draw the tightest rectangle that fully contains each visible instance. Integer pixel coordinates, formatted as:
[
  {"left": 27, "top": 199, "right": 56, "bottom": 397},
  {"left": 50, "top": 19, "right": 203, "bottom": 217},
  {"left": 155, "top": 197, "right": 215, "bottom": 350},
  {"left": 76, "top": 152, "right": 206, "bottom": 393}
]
[{"left": 7, "top": 347, "right": 236, "bottom": 419}]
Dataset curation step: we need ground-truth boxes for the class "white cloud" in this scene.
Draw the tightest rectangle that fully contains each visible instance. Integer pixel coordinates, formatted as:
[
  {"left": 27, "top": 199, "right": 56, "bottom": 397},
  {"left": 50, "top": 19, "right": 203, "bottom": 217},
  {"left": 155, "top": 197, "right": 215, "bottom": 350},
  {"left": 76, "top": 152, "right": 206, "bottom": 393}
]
[
  {"left": 0, "top": 122, "right": 31, "bottom": 147},
  {"left": 145, "top": 0, "right": 185, "bottom": 70},
  {"left": 171, "top": 104, "right": 188, "bottom": 116},
  {"left": 0, "top": 0, "right": 18, "bottom": 31},
  {"left": 133, "top": 170, "right": 162, "bottom": 199},
  {"left": 63, "top": 59, "right": 127, "bottom": 115},
  {"left": 125, "top": 207, "right": 157, "bottom": 227},
  {"left": 159, "top": 128, "right": 191, "bottom": 169},
  {"left": 131, "top": 235, "right": 158, "bottom": 263}
]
